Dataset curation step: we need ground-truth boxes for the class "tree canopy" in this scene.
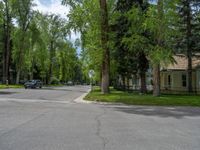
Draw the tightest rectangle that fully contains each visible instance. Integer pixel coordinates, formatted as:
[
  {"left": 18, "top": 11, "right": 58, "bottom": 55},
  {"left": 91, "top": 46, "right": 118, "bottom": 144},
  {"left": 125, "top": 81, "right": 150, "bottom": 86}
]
[{"left": 0, "top": 0, "right": 199, "bottom": 95}]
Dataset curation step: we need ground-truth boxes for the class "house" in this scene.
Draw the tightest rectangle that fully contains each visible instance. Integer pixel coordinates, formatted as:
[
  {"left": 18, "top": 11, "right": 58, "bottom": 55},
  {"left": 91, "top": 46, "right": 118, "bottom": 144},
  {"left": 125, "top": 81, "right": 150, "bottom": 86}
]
[
  {"left": 114, "top": 69, "right": 153, "bottom": 91},
  {"left": 115, "top": 54, "right": 200, "bottom": 94},
  {"left": 160, "top": 54, "right": 200, "bottom": 93}
]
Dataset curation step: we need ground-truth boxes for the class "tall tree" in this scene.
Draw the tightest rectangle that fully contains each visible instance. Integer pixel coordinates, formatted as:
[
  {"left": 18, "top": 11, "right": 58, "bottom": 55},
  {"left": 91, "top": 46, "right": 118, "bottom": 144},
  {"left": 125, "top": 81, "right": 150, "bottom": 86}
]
[
  {"left": 26, "top": 13, "right": 44, "bottom": 80},
  {"left": 142, "top": 0, "right": 179, "bottom": 96},
  {"left": 99, "top": 0, "right": 110, "bottom": 94},
  {"left": 117, "top": 0, "right": 148, "bottom": 93},
  {"left": 30, "top": 12, "right": 50, "bottom": 83},
  {"left": 113, "top": 0, "right": 149, "bottom": 93},
  {"left": 113, "top": 0, "right": 136, "bottom": 91},
  {"left": 1, "top": 0, "right": 12, "bottom": 84},
  {"left": 12, "top": 0, "right": 34, "bottom": 84},
  {"left": 152, "top": 0, "right": 164, "bottom": 96},
  {"left": 177, "top": 0, "right": 200, "bottom": 93},
  {"left": 62, "top": 0, "right": 116, "bottom": 89},
  {"left": 57, "top": 41, "right": 78, "bottom": 82}
]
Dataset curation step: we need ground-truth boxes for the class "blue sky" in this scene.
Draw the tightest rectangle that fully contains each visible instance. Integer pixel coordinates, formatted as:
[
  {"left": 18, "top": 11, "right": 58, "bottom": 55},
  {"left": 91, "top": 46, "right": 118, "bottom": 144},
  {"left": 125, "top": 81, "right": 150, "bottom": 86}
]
[
  {"left": 39, "top": 0, "right": 52, "bottom": 6},
  {"left": 34, "top": 0, "right": 81, "bottom": 53}
]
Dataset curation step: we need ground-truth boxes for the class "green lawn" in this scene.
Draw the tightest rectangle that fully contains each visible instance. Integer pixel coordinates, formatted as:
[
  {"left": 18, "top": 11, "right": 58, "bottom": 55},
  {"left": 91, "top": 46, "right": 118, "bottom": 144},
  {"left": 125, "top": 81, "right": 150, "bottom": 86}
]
[
  {"left": 0, "top": 84, "right": 23, "bottom": 89},
  {"left": 84, "top": 87, "right": 200, "bottom": 107}
]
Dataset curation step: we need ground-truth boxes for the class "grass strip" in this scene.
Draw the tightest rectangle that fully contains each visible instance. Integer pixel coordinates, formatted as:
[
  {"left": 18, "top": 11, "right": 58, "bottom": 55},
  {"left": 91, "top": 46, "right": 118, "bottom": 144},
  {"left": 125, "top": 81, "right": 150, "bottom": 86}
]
[
  {"left": 0, "top": 84, "right": 23, "bottom": 89},
  {"left": 84, "top": 87, "right": 200, "bottom": 107}
]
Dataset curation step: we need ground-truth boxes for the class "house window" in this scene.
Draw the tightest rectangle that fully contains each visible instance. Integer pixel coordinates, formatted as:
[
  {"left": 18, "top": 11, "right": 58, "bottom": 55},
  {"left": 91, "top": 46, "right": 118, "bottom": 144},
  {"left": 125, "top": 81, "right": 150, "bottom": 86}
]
[
  {"left": 182, "top": 74, "right": 187, "bottom": 87},
  {"left": 168, "top": 75, "right": 171, "bottom": 87}
]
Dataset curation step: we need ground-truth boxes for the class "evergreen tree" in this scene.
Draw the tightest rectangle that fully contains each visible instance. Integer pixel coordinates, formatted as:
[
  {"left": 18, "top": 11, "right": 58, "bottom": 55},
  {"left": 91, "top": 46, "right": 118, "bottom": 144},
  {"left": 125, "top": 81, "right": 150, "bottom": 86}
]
[
  {"left": 113, "top": 0, "right": 149, "bottom": 93},
  {"left": 177, "top": 0, "right": 200, "bottom": 93}
]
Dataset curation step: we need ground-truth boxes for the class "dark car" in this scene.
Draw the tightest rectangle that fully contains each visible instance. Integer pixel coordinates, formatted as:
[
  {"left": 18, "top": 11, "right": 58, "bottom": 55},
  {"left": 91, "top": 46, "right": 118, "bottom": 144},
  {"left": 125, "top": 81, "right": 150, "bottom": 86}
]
[{"left": 24, "top": 80, "right": 42, "bottom": 89}]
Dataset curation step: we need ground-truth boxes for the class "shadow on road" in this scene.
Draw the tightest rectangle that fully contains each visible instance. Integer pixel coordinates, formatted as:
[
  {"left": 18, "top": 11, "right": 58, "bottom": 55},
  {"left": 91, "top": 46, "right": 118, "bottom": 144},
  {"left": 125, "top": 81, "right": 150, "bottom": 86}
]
[
  {"left": 0, "top": 91, "right": 17, "bottom": 95},
  {"left": 105, "top": 105, "right": 200, "bottom": 119},
  {"left": 40, "top": 87, "right": 89, "bottom": 93}
]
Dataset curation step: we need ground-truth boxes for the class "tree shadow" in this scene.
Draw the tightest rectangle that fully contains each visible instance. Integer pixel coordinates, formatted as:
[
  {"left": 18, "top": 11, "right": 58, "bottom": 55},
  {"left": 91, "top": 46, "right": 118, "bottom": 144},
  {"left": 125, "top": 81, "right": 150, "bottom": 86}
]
[
  {"left": 104, "top": 104, "right": 200, "bottom": 119},
  {"left": 0, "top": 91, "right": 17, "bottom": 95},
  {"left": 38, "top": 88, "right": 88, "bottom": 93}
]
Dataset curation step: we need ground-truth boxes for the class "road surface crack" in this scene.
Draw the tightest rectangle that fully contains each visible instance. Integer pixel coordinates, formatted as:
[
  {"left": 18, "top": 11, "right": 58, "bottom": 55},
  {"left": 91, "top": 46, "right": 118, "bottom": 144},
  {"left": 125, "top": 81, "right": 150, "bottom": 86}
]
[{"left": 95, "top": 107, "right": 109, "bottom": 150}]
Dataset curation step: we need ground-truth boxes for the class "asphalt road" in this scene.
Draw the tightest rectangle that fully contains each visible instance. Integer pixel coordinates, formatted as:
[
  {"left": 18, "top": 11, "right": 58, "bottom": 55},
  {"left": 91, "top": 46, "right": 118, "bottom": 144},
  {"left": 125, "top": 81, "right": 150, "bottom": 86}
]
[{"left": 0, "top": 86, "right": 200, "bottom": 150}]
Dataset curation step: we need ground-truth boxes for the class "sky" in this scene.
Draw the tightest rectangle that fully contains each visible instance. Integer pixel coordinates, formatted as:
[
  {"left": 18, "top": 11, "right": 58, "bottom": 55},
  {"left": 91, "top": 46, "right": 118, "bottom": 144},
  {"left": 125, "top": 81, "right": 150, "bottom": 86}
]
[
  {"left": 33, "top": 0, "right": 81, "bottom": 48},
  {"left": 33, "top": 0, "right": 69, "bottom": 18}
]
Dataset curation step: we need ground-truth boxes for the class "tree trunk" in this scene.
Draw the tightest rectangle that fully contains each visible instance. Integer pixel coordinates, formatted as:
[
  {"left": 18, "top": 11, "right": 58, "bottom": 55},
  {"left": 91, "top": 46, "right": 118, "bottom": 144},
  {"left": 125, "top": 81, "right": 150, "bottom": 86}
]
[
  {"left": 152, "top": 0, "right": 163, "bottom": 96},
  {"left": 2, "top": 25, "right": 6, "bottom": 83},
  {"left": 140, "top": 71, "right": 147, "bottom": 94},
  {"left": 30, "top": 62, "right": 34, "bottom": 80},
  {"left": 99, "top": 0, "right": 110, "bottom": 94},
  {"left": 187, "top": 57, "right": 193, "bottom": 93},
  {"left": 122, "top": 75, "right": 126, "bottom": 91},
  {"left": 16, "top": 70, "right": 20, "bottom": 84},
  {"left": 2, "top": 0, "right": 11, "bottom": 84},
  {"left": 138, "top": 52, "right": 148, "bottom": 94},
  {"left": 5, "top": 23, "right": 11, "bottom": 84},
  {"left": 48, "top": 41, "right": 54, "bottom": 84},
  {"left": 30, "top": 70, "right": 33, "bottom": 80},
  {"left": 99, "top": 66, "right": 102, "bottom": 87},
  {"left": 15, "top": 32, "right": 26, "bottom": 84},
  {"left": 153, "top": 64, "right": 160, "bottom": 96},
  {"left": 15, "top": 38, "right": 24, "bottom": 84},
  {"left": 126, "top": 77, "right": 129, "bottom": 91},
  {"left": 186, "top": 0, "right": 193, "bottom": 93}
]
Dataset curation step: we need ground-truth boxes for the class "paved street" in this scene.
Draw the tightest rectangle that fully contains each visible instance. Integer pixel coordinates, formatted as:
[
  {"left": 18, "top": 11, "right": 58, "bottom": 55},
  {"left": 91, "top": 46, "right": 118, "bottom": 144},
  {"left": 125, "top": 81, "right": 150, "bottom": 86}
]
[
  {"left": 0, "top": 86, "right": 200, "bottom": 150},
  {"left": 0, "top": 86, "right": 90, "bottom": 102}
]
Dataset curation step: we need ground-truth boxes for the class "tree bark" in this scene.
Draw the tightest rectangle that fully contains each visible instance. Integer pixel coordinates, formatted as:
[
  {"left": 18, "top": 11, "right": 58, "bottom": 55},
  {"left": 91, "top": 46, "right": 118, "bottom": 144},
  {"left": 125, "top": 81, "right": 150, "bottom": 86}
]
[
  {"left": 2, "top": 23, "right": 6, "bottom": 83},
  {"left": 152, "top": 0, "right": 163, "bottom": 96},
  {"left": 138, "top": 52, "right": 148, "bottom": 94},
  {"left": 153, "top": 64, "right": 160, "bottom": 96},
  {"left": 140, "top": 71, "right": 147, "bottom": 94},
  {"left": 47, "top": 41, "right": 54, "bottom": 84},
  {"left": 15, "top": 34, "right": 25, "bottom": 84},
  {"left": 48, "top": 41, "right": 54, "bottom": 84},
  {"left": 122, "top": 75, "right": 126, "bottom": 91},
  {"left": 126, "top": 77, "right": 129, "bottom": 91},
  {"left": 99, "top": 0, "right": 110, "bottom": 94},
  {"left": 30, "top": 64, "right": 34, "bottom": 80},
  {"left": 16, "top": 70, "right": 21, "bottom": 85},
  {"left": 5, "top": 21, "right": 11, "bottom": 84},
  {"left": 2, "top": 0, "right": 11, "bottom": 84},
  {"left": 186, "top": 0, "right": 193, "bottom": 93}
]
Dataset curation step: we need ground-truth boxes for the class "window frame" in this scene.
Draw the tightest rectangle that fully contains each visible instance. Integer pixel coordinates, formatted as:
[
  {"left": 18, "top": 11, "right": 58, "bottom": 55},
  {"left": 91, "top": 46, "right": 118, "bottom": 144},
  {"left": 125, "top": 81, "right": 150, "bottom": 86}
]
[{"left": 182, "top": 74, "right": 187, "bottom": 87}]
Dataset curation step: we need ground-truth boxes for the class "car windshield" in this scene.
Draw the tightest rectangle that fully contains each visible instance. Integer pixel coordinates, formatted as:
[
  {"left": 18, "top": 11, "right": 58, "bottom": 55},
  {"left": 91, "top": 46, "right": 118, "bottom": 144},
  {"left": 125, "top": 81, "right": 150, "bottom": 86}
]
[{"left": 27, "top": 80, "right": 36, "bottom": 83}]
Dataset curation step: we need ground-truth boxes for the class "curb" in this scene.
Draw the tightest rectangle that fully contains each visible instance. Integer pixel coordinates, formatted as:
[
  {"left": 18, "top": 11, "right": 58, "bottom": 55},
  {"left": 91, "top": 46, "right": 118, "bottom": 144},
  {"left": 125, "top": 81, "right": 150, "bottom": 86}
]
[
  {"left": 73, "top": 89, "right": 124, "bottom": 105},
  {"left": 73, "top": 89, "right": 93, "bottom": 104}
]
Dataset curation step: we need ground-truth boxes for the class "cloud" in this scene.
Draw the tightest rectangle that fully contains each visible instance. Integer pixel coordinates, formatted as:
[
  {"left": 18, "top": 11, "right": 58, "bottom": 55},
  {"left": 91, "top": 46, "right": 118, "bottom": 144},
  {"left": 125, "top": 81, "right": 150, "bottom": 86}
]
[
  {"left": 69, "top": 32, "right": 81, "bottom": 42},
  {"left": 33, "top": 0, "right": 69, "bottom": 18},
  {"left": 33, "top": 0, "right": 81, "bottom": 52}
]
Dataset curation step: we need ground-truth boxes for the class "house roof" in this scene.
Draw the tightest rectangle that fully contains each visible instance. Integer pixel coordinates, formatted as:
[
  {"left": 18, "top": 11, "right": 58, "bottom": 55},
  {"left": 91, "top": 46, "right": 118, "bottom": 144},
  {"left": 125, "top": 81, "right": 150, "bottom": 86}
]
[{"left": 162, "top": 54, "right": 200, "bottom": 70}]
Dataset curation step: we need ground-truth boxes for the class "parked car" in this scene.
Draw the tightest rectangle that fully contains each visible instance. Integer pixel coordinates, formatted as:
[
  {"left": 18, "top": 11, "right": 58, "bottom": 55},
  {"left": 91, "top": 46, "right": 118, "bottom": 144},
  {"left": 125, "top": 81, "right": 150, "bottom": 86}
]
[
  {"left": 66, "top": 81, "right": 73, "bottom": 86},
  {"left": 24, "top": 80, "right": 42, "bottom": 89}
]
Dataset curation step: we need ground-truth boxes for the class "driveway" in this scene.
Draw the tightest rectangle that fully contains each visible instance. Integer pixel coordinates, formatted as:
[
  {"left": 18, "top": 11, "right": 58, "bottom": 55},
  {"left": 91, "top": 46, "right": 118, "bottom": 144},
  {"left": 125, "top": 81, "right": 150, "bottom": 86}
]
[{"left": 0, "top": 86, "right": 200, "bottom": 150}]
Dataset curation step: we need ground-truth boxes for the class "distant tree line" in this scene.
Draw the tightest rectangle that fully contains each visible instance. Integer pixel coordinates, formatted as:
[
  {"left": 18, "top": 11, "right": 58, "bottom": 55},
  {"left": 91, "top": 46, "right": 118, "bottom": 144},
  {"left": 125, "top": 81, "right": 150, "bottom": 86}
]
[
  {"left": 0, "top": 0, "right": 83, "bottom": 85},
  {"left": 1, "top": 0, "right": 200, "bottom": 96}
]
